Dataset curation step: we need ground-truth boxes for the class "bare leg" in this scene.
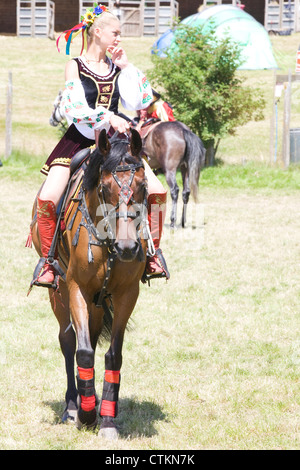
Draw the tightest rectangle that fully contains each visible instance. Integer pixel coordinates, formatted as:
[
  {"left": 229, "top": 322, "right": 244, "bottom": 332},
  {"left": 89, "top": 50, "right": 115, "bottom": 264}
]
[
  {"left": 144, "top": 160, "right": 165, "bottom": 195},
  {"left": 39, "top": 166, "right": 70, "bottom": 206}
]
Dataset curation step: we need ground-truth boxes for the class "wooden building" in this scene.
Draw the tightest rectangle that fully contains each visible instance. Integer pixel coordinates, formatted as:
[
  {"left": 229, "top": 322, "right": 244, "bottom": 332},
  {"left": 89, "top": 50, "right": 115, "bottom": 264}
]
[
  {"left": 5, "top": 1, "right": 299, "bottom": 37},
  {"left": 1, "top": 0, "right": 179, "bottom": 36},
  {"left": 264, "top": 0, "right": 300, "bottom": 34},
  {"left": 177, "top": 0, "right": 265, "bottom": 25},
  {"left": 178, "top": 1, "right": 300, "bottom": 32}
]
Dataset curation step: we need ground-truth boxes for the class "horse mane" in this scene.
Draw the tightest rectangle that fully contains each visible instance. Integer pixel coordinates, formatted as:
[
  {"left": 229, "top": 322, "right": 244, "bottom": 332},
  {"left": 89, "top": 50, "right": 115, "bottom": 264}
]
[{"left": 83, "top": 136, "right": 141, "bottom": 192}]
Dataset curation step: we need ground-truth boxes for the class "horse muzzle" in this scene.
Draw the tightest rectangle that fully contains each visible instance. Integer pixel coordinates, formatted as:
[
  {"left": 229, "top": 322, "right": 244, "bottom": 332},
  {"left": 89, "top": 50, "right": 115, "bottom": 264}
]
[{"left": 114, "top": 240, "right": 140, "bottom": 262}]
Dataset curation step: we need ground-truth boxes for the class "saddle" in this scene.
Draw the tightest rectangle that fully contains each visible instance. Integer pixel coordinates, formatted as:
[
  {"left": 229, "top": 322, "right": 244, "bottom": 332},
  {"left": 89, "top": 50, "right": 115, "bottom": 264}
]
[
  {"left": 137, "top": 118, "right": 161, "bottom": 140},
  {"left": 27, "top": 147, "right": 92, "bottom": 292}
]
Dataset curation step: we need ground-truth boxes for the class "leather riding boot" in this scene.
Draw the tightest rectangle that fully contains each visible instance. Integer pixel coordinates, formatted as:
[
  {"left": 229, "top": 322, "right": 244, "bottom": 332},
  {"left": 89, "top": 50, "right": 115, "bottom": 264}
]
[
  {"left": 36, "top": 197, "right": 57, "bottom": 285},
  {"left": 146, "top": 191, "right": 170, "bottom": 279}
]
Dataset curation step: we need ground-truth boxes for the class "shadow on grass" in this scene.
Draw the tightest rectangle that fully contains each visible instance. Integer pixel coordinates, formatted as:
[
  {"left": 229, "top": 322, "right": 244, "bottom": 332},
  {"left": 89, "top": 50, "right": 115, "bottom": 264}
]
[
  {"left": 117, "top": 397, "right": 169, "bottom": 438},
  {"left": 45, "top": 396, "right": 169, "bottom": 439}
]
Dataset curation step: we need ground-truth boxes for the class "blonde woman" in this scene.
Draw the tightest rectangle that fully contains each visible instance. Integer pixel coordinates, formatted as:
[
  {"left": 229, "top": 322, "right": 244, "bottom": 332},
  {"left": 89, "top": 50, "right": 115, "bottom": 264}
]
[{"left": 34, "top": 4, "right": 168, "bottom": 286}]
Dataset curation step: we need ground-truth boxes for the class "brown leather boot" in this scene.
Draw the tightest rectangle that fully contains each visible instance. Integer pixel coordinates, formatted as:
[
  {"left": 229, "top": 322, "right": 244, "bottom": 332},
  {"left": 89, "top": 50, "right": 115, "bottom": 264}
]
[{"left": 146, "top": 191, "right": 170, "bottom": 279}]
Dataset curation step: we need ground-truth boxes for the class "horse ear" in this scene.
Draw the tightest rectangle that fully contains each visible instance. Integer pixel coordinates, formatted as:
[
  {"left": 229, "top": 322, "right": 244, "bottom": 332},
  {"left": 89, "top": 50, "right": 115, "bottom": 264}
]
[
  {"left": 130, "top": 128, "right": 142, "bottom": 156},
  {"left": 97, "top": 129, "right": 111, "bottom": 156}
]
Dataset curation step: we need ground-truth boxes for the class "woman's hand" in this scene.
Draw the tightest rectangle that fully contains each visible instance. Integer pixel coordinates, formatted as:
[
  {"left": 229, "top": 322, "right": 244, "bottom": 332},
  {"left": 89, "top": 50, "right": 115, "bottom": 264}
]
[
  {"left": 107, "top": 46, "right": 129, "bottom": 69},
  {"left": 109, "top": 114, "right": 130, "bottom": 133}
]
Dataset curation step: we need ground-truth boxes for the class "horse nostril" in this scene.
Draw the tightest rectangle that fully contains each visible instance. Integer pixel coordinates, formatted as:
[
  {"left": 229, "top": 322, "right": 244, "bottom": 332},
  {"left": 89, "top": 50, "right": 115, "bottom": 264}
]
[{"left": 115, "top": 241, "right": 139, "bottom": 261}]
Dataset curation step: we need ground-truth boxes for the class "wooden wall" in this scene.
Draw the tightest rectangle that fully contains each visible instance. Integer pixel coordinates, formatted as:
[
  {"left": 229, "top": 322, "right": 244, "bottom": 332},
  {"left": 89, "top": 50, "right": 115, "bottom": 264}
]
[
  {"left": 0, "top": 0, "right": 266, "bottom": 35},
  {"left": 53, "top": 0, "right": 78, "bottom": 32},
  {"left": 177, "top": 0, "right": 265, "bottom": 25},
  {"left": 0, "top": 0, "right": 17, "bottom": 34}
]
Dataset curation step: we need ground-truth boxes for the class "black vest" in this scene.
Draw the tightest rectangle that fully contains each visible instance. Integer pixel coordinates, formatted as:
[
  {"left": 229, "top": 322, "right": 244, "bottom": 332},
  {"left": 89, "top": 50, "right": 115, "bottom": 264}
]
[{"left": 74, "top": 57, "right": 121, "bottom": 114}]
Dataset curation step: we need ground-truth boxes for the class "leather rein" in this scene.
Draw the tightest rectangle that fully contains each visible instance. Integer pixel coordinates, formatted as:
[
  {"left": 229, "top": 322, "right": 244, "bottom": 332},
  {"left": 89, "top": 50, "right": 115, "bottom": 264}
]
[{"left": 67, "top": 146, "right": 154, "bottom": 308}]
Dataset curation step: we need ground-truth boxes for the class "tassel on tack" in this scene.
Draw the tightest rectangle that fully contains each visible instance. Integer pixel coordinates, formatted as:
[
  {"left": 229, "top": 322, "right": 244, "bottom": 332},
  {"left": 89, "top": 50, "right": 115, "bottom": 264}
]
[
  {"left": 72, "top": 225, "right": 81, "bottom": 246},
  {"left": 88, "top": 244, "right": 94, "bottom": 264},
  {"left": 67, "top": 211, "right": 76, "bottom": 231},
  {"left": 25, "top": 229, "right": 33, "bottom": 248}
]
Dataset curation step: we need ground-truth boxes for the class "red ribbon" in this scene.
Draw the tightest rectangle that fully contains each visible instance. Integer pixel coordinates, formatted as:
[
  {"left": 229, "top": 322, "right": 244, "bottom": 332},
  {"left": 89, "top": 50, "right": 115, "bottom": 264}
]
[{"left": 56, "top": 21, "right": 86, "bottom": 53}]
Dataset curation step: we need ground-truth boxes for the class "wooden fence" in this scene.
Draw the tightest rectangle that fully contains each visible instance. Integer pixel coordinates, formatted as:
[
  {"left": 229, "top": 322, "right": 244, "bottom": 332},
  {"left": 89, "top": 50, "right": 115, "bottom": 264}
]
[{"left": 5, "top": 72, "right": 13, "bottom": 161}]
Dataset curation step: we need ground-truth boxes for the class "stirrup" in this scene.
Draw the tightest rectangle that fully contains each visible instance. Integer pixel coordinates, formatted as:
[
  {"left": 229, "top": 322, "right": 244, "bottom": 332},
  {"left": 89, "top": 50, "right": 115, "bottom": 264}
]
[
  {"left": 142, "top": 248, "right": 170, "bottom": 284},
  {"left": 28, "top": 257, "right": 66, "bottom": 294}
]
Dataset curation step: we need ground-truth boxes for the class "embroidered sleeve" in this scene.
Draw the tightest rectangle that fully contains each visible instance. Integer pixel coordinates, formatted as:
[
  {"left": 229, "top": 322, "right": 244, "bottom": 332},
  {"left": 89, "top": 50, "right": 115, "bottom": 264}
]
[
  {"left": 118, "top": 64, "right": 153, "bottom": 111},
  {"left": 60, "top": 79, "right": 113, "bottom": 131}
]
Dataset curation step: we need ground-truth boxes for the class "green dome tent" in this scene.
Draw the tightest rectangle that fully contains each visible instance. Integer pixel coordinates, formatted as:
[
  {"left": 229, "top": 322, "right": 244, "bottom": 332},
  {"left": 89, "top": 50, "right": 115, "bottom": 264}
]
[{"left": 153, "top": 5, "right": 277, "bottom": 70}]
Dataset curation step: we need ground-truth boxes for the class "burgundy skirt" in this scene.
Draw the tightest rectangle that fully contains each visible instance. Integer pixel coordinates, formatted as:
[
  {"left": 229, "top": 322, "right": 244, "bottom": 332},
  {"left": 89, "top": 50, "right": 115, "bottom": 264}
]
[{"left": 41, "top": 124, "right": 95, "bottom": 175}]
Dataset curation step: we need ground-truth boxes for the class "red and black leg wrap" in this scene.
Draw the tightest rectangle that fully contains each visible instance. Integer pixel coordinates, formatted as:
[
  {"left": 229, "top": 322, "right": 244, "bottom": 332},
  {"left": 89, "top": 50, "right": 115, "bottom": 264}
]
[
  {"left": 77, "top": 367, "right": 96, "bottom": 412},
  {"left": 100, "top": 370, "right": 121, "bottom": 419}
]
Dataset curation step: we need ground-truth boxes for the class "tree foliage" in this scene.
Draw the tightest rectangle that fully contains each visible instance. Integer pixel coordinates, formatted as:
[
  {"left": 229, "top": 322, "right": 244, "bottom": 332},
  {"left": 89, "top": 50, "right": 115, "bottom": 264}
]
[{"left": 149, "top": 24, "right": 266, "bottom": 164}]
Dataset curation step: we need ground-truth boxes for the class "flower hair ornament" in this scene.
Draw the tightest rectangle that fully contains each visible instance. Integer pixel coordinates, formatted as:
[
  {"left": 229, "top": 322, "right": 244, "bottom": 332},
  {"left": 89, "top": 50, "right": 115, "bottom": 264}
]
[{"left": 56, "top": 3, "right": 109, "bottom": 56}]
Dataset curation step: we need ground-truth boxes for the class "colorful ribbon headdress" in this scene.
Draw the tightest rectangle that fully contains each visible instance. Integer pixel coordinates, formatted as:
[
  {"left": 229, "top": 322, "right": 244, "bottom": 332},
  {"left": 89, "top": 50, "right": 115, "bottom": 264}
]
[{"left": 56, "top": 3, "right": 109, "bottom": 56}]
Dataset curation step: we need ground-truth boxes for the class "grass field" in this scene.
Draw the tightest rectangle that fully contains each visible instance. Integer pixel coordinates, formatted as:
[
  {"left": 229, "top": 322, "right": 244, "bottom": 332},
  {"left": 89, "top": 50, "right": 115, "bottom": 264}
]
[{"left": 0, "top": 32, "right": 299, "bottom": 450}]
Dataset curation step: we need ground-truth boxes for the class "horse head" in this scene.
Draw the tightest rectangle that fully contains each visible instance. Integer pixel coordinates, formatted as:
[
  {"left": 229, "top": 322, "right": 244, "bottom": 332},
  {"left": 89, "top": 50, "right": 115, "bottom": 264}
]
[{"left": 84, "top": 129, "right": 148, "bottom": 263}]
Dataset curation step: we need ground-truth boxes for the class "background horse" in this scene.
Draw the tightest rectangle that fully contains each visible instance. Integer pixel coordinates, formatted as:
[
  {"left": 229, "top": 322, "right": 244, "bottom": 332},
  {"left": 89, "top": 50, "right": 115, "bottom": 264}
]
[
  {"left": 30, "top": 129, "right": 148, "bottom": 439},
  {"left": 142, "top": 121, "right": 206, "bottom": 228}
]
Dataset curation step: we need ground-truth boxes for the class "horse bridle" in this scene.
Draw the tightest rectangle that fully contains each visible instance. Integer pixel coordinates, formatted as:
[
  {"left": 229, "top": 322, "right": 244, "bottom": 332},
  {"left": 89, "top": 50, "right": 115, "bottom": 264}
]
[
  {"left": 67, "top": 140, "right": 154, "bottom": 308},
  {"left": 93, "top": 149, "right": 150, "bottom": 308},
  {"left": 96, "top": 142, "right": 148, "bottom": 243}
]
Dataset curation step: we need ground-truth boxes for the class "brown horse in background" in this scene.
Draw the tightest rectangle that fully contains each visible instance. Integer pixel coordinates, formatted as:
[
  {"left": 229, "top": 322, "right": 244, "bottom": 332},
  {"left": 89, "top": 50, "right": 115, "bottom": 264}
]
[
  {"left": 141, "top": 121, "right": 206, "bottom": 228},
  {"left": 30, "top": 129, "right": 148, "bottom": 439}
]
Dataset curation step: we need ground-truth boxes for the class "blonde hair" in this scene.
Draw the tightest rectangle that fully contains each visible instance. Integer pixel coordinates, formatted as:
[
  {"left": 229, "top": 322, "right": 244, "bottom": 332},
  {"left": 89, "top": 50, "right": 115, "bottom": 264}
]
[{"left": 87, "top": 11, "right": 119, "bottom": 39}]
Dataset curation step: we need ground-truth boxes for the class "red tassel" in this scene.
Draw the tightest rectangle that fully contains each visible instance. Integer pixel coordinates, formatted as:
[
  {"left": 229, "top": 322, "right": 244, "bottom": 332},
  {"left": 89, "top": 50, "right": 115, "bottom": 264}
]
[{"left": 25, "top": 229, "right": 32, "bottom": 248}]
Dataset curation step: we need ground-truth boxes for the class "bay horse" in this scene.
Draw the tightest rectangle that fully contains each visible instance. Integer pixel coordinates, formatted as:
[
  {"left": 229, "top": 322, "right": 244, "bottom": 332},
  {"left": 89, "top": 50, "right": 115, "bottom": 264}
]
[
  {"left": 141, "top": 120, "right": 206, "bottom": 228},
  {"left": 30, "top": 129, "right": 149, "bottom": 439}
]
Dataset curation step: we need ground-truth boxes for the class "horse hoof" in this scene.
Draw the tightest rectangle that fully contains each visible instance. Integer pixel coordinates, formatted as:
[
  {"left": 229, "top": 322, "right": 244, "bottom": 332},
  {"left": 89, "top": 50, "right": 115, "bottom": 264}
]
[
  {"left": 62, "top": 408, "right": 77, "bottom": 424},
  {"left": 76, "top": 409, "right": 98, "bottom": 430},
  {"left": 76, "top": 414, "right": 98, "bottom": 431},
  {"left": 99, "top": 426, "right": 119, "bottom": 441}
]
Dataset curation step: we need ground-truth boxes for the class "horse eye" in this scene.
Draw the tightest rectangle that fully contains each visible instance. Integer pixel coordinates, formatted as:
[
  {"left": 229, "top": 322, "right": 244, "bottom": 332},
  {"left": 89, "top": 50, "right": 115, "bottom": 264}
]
[
  {"left": 101, "top": 183, "right": 110, "bottom": 195},
  {"left": 136, "top": 182, "right": 146, "bottom": 195}
]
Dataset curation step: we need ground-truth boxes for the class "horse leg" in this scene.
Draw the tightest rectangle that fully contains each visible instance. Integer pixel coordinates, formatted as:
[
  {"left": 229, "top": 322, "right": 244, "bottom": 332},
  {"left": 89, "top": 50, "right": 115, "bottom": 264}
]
[
  {"left": 68, "top": 280, "right": 98, "bottom": 429},
  {"left": 165, "top": 169, "right": 179, "bottom": 228},
  {"left": 49, "top": 280, "right": 77, "bottom": 423},
  {"left": 180, "top": 164, "right": 190, "bottom": 228},
  {"left": 99, "top": 286, "right": 139, "bottom": 439}
]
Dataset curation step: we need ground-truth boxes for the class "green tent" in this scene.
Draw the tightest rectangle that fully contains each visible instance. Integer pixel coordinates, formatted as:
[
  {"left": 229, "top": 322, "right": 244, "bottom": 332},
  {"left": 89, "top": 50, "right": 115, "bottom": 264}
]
[{"left": 153, "top": 5, "right": 277, "bottom": 70}]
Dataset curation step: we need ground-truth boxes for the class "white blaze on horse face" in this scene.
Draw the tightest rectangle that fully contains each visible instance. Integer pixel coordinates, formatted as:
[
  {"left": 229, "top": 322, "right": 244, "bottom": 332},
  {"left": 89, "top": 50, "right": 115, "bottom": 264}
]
[{"left": 116, "top": 201, "right": 138, "bottom": 244}]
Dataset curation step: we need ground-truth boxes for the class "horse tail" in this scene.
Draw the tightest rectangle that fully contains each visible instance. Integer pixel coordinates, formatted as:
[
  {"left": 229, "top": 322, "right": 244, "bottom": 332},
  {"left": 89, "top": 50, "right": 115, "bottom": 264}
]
[
  {"left": 182, "top": 128, "right": 206, "bottom": 202},
  {"left": 97, "top": 297, "right": 132, "bottom": 345},
  {"left": 97, "top": 297, "right": 114, "bottom": 344}
]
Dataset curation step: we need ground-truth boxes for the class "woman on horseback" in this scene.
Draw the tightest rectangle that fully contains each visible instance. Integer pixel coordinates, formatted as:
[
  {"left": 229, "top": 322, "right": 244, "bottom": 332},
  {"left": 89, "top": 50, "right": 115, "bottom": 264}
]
[{"left": 34, "top": 4, "right": 169, "bottom": 286}]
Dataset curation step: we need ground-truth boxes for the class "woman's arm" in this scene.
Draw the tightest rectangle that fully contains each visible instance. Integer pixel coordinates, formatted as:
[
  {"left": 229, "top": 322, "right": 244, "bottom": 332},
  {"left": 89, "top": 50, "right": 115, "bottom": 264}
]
[{"left": 118, "top": 64, "right": 153, "bottom": 111}]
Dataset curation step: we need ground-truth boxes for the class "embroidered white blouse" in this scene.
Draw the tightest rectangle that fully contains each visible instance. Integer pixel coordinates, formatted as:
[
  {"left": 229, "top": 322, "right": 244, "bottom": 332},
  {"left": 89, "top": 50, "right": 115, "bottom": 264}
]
[{"left": 60, "top": 59, "right": 153, "bottom": 139}]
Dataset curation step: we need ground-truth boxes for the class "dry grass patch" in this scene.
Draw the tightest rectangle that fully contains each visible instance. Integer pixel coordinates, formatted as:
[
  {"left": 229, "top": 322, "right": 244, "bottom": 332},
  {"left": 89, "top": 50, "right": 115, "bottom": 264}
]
[
  {"left": 0, "top": 32, "right": 299, "bottom": 450},
  {"left": 1, "top": 170, "right": 299, "bottom": 449}
]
